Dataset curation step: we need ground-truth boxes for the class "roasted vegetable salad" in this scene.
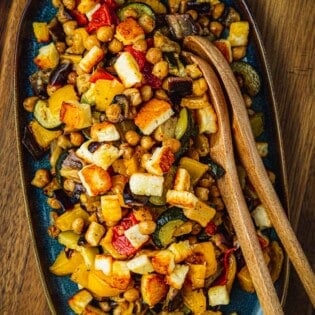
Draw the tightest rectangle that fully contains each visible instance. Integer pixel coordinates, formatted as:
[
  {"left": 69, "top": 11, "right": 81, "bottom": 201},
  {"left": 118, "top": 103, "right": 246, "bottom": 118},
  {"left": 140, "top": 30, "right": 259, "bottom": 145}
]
[{"left": 23, "top": 0, "right": 284, "bottom": 314}]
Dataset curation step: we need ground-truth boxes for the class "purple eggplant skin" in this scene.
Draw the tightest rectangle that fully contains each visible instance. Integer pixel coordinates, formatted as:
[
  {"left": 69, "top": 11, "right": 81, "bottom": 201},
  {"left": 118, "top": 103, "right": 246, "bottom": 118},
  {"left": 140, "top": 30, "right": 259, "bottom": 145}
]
[
  {"left": 29, "top": 69, "right": 51, "bottom": 97},
  {"left": 165, "top": 14, "right": 198, "bottom": 40},
  {"left": 22, "top": 125, "right": 47, "bottom": 159},
  {"left": 48, "top": 17, "right": 66, "bottom": 42},
  {"left": 187, "top": 2, "right": 211, "bottom": 14},
  {"left": 166, "top": 77, "right": 193, "bottom": 96},
  {"left": 49, "top": 61, "right": 72, "bottom": 87}
]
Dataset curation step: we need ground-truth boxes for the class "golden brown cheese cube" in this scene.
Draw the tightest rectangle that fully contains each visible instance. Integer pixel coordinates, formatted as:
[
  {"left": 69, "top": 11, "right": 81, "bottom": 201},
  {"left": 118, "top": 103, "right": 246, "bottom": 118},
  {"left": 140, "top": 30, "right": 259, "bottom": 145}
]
[
  {"left": 166, "top": 190, "right": 198, "bottom": 210},
  {"left": 115, "top": 18, "right": 145, "bottom": 45},
  {"left": 135, "top": 98, "right": 174, "bottom": 135},
  {"left": 151, "top": 250, "right": 175, "bottom": 275},
  {"left": 78, "top": 164, "right": 112, "bottom": 196},
  {"left": 141, "top": 273, "right": 169, "bottom": 307},
  {"left": 145, "top": 146, "right": 175, "bottom": 175},
  {"left": 90, "top": 121, "right": 120, "bottom": 142}
]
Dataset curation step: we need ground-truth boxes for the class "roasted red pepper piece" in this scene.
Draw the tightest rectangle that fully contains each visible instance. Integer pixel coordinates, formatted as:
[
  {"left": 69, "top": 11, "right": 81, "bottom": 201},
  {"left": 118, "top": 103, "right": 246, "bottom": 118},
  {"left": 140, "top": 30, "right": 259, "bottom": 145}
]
[
  {"left": 142, "top": 63, "right": 162, "bottom": 89},
  {"left": 86, "top": 3, "right": 118, "bottom": 33},
  {"left": 213, "top": 247, "right": 236, "bottom": 286},
  {"left": 112, "top": 213, "right": 139, "bottom": 256},
  {"left": 124, "top": 46, "right": 146, "bottom": 71},
  {"left": 89, "top": 68, "right": 115, "bottom": 82},
  {"left": 70, "top": 10, "right": 88, "bottom": 26},
  {"left": 205, "top": 221, "right": 217, "bottom": 235}
]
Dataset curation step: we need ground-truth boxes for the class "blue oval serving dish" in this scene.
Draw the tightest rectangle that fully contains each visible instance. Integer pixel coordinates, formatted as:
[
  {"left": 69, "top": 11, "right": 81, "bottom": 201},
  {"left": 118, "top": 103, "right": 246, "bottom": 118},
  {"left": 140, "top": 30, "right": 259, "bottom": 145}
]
[{"left": 14, "top": 0, "right": 290, "bottom": 314}]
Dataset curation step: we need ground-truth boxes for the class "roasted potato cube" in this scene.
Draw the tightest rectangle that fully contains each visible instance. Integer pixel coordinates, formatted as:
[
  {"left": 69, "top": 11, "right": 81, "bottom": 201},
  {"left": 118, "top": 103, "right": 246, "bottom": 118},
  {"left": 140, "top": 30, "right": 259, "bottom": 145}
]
[{"left": 151, "top": 250, "right": 175, "bottom": 275}]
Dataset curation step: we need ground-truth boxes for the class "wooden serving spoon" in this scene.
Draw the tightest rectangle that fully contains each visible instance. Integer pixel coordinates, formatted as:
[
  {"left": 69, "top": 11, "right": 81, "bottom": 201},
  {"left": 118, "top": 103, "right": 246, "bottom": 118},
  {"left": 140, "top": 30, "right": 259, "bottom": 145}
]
[
  {"left": 183, "top": 36, "right": 315, "bottom": 307},
  {"left": 183, "top": 52, "right": 283, "bottom": 315}
]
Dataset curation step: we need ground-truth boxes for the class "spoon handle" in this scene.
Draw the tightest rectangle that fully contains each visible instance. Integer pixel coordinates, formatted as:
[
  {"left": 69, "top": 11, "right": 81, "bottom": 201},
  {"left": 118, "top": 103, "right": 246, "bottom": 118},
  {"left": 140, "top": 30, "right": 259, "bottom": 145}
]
[
  {"left": 188, "top": 53, "right": 283, "bottom": 315},
  {"left": 184, "top": 36, "right": 315, "bottom": 307}
]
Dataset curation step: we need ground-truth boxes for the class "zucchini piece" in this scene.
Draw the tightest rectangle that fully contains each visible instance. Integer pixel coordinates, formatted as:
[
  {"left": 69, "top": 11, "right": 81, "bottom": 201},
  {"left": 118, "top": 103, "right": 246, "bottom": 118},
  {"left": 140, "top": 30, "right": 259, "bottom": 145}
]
[
  {"left": 34, "top": 99, "right": 62, "bottom": 129},
  {"left": 231, "top": 61, "right": 261, "bottom": 96},
  {"left": 175, "top": 108, "right": 188, "bottom": 140},
  {"left": 200, "top": 156, "right": 226, "bottom": 180},
  {"left": 179, "top": 157, "right": 208, "bottom": 186},
  {"left": 249, "top": 112, "right": 264, "bottom": 138},
  {"left": 175, "top": 109, "right": 198, "bottom": 159},
  {"left": 118, "top": 3, "right": 155, "bottom": 21},
  {"left": 129, "top": 0, "right": 167, "bottom": 14},
  {"left": 55, "top": 150, "right": 69, "bottom": 186},
  {"left": 164, "top": 52, "right": 186, "bottom": 77},
  {"left": 152, "top": 207, "right": 187, "bottom": 248}
]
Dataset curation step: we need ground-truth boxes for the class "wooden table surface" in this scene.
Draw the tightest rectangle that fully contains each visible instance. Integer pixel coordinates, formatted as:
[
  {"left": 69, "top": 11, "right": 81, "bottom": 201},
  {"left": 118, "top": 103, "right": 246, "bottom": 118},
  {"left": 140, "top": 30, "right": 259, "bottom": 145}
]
[{"left": 0, "top": 1, "right": 314, "bottom": 314}]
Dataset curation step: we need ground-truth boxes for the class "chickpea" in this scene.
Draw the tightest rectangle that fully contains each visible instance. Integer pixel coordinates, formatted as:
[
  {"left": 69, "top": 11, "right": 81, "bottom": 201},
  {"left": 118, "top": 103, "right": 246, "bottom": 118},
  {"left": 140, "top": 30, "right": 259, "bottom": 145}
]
[
  {"left": 96, "top": 26, "right": 114, "bottom": 42},
  {"left": 108, "top": 38, "right": 123, "bottom": 53},
  {"left": 120, "top": 144, "right": 134, "bottom": 159},
  {"left": 84, "top": 35, "right": 100, "bottom": 50},
  {"left": 140, "top": 153, "right": 152, "bottom": 168},
  {"left": 31, "top": 169, "right": 51, "bottom": 188},
  {"left": 99, "top": 302, "right": 111, "bottom": 312},
  {"left": 132, "top": 38, "right": 147, "bottom": 52},
  {"left": 155, "top": 89, "right": 168, "bottom": 101},
  {"left": 162, "top": 138, "right": 181, "bottom": 153},
  {"left": 145, "top": 47, "right": 162, "bottom": 64},
  {"left": 105, "top": 104, "right": 122, "bottom": 123},
  {"left": 47, "top": 197, "right": 61, "bottom": 209},
  {"left": 140, "top": 85, "right": 153, "bottom": 102},
  {"left": 140, "top": 136, "right": 155, "bottom": 150},
  {"left": 23, "top": 96, "right": 38, "bottom": 112},
  {"left": 63, "top": 179, "right": 76, "bottom": 192},
  {"left": 152, "top": 61, "right": 169, "bottom": 79},
  {"left": 209, "top": 21, "right": 224, "bottom": 38},
  {"left": 232, "top": 46, "right": 247, "bottom": 61},
  {"left": 138, "top": 14, "right": 155, "bottom": 33},
  {"left": 212, "top": 3, "right": 225, "bottom": 19},
  {"left": 63, "top": 20, "right": 77, "bottom": 36},
  {"left": 243, "top": 93, "right": 253, "bottom": 108},
  {"left": 123, "top": 88, "right": 142, "bottom": 106},
  {"left": 124, "top": 288, "right": 140, "bottom": 302},
  {"left": 195, "top": 186, "right": 209, "bottom": 201},
  {"left": 55, "top": 41, "right": 66, "bottom": 54},
  {"left": 193, "top": 77, "right": 208, "bottom": 96},
  {"left": 125, "top": 130, "right": 140, "bottom": 146},
  {"left": 139, "top": 220, "right": 157, "bottom": 235},
  {"left": 62, "top": 0, "right": 76, "bottom": 10},
  {"left": 67, "top": 71, "right": 77, "bottom": 85},
  {"left": 57, "top": 135, "right": 72, "bottom": 149},
  {"left": 198, "top": 15, "right": 209, "bottom": 27},
  {"left": 72, "top": 217, "right": 85, "bottom": 234},
  {"left": 198, "top": 178, "right": 213, "bottom": 188},
  {"left": 185, "top": 63, "right": 202, "bottom": 79},
  {"left": 186, "top": 9, "right": 198, "bottom": 21},
  {"left": 70, "top": 132, "right": 85, "bottom": 147}
]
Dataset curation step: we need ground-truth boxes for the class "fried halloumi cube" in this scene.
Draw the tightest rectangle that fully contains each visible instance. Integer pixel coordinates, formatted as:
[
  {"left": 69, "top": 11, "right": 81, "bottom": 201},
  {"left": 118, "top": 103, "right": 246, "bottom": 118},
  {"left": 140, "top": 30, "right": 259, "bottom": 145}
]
[
  {"left": 126, "top": 254, "right": 154, "bottom": 274},
  {"left": 228, "top": 21, "right": 249, "bottom": 47},
  {"left": 173, "top": 168, "right": 191, "bottom": 191},
  {"left": 208, "top": 285, "right": 230, "bottom": 306},
  {"left": 114, "top": 52, "right": 143, "bottom": 88},
  {"left": 90, "top": 121, "right": 120, "bottom": 142},
  {"left": 34, "top": 42, "right": 59, "bottom": 69},
  {"left": 94, "top": 254, "right": 113, "bottom": 275},
  {"left": 78, "top": 164, "right": 112, "bottom": 196},
  {"left": 141, "top": 274, "right": 169, "bottom": 307},
  {"left": 129, "top": 173, "right": 164, "bottom": 196},
  {"left": 124, "top": 224, "right": 149, "bottom": 249},
  {"left": 166, "top": 264, "right": 189, "bottom": 289},
  {"left": 151, "top": 250, "right": 175, "bottom": 275},
  {"left": 145, "top": 146, "right": 175, "bottom": 175},
  {"left": 135, "top": 98, "right": 174, "bottom": 135},
  {"left": 196, "top": 105, "right": 218, "bottom": 134},
  {"left": 76, "top": 140, "right": 95, "bottom": 164},
  {"left": 115, "top": 18, "right": 145, "bottom": 45},
  {"left": 92, "top": 144, "right": 122, "bottom": 170},
  {"left": 166, "top": 190, "right": 198, "bottom": 210}
]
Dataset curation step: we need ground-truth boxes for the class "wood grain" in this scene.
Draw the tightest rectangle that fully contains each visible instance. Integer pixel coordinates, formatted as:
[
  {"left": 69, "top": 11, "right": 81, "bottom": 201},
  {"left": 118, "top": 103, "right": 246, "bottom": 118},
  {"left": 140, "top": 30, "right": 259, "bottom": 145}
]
[{"left": 0, "top": 1, "right": 314, "bottom": 314}]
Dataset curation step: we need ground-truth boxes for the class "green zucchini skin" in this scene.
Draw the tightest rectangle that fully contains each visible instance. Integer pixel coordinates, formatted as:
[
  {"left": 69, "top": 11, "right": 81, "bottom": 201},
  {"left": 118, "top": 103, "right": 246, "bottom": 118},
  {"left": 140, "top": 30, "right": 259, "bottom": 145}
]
[
  {"left": 33, "top": 99, "right": 62, "bottom": 129},
  {"left": 117, "top": 3, "right": 155, "bottom": 21},
  {"left": 152, "top": 207, "right": 187, "bottom": 248},
  {"left": 55, "top": 150, "right": 69, "bottom": 186}
]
